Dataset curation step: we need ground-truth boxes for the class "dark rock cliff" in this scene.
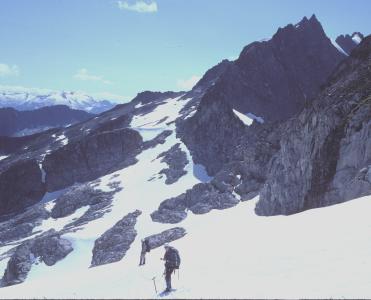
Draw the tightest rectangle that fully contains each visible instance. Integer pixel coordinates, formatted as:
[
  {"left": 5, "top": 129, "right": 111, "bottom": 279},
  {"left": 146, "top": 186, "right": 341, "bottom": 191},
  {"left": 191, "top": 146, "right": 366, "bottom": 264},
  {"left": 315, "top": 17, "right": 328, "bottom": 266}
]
[
  {"left": 179, "top": 15, "right": 345, "bottom": 175},
  {"left": 256, "top": 36, "right": 371, "bottom": 215}
]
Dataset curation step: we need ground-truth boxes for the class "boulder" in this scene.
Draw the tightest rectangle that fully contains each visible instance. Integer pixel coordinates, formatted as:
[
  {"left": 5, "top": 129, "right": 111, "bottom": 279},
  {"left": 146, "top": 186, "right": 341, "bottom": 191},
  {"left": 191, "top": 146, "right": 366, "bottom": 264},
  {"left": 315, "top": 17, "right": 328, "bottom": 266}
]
[
  {"left": 157, "top": 143, "right": 189, "bottom": 184},
  {"left": 145, "top": 227, "right": 186, "bottom": 250},
  {"left": 91, "top": 210, "right": 142, "bottom": 267},
  {"left": 1, "top": 230, "right": 73, "bottom": 287}
]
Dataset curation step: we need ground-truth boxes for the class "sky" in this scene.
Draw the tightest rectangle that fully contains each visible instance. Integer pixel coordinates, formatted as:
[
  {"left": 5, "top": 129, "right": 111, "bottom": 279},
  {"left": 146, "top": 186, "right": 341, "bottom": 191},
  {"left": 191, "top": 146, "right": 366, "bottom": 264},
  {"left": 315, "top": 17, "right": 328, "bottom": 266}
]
[{"left": 0, "top": 0, "right": 370, "bottom": 102}]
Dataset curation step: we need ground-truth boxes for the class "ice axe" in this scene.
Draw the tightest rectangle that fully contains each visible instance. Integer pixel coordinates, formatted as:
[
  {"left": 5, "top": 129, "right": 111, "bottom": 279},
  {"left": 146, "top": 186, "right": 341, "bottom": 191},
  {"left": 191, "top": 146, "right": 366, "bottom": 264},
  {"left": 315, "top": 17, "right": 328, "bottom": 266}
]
[{"left": 152, "top": 276, "right": 157, "bottom": 294}]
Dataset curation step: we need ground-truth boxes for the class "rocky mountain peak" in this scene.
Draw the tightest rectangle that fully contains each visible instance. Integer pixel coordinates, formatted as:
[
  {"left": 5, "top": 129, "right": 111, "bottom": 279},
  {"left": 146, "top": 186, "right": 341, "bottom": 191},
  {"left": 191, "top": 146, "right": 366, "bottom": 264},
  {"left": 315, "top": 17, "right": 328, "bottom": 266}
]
[
  {"left": 179, "top": 16, "right": 346, "bottom": 175},
  {"left": 270, "top": 14, "right": 328, "bottom": 47},
  {"left": 335, "top": 31, "right": 365, "bottom": 55}
]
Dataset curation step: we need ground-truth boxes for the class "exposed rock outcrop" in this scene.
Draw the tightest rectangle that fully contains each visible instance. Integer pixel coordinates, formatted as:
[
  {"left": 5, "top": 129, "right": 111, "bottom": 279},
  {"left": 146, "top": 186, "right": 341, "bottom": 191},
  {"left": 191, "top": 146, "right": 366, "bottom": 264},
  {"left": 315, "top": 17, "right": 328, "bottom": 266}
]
[
  {"left": 151, "top": 182, "right": 240, "bottom": 224},
  {"left": 51, "top": 184, "right": 115, "bottom": 219},
  {"left": 157, "top": 143, "right": 189, "bottom": 184},
  {"left": 43, "top": 128, "right": 142, "bottom": 191},
  {"left": 143, "top": 130, "right": 173, "bottom": 149},
  {"left": 0, "top": 204, "right": 50, "bottom": 245},
  {"left": 179, "top": 91, "right": 247, "bottom": 175},
  {"left": 91, "top": 210, "right": 141, "bottom": 267},
  {"left": 1, "top": 230, "right": 73, "bottom": 287},
  {"left": 49, "top": 183, "right": 121, "bottom": 231},
  {"left": 0, "top": 159, "right": 45, "bottom": 217},
  {"left": 145, "top": 227, "right": 186, "bottom": 249},
  {"left": 256, "top": 36, "right": 371, "bottom": 215},
  {"left": 179, "top": 15, "right": 345, "bottom": 175}
]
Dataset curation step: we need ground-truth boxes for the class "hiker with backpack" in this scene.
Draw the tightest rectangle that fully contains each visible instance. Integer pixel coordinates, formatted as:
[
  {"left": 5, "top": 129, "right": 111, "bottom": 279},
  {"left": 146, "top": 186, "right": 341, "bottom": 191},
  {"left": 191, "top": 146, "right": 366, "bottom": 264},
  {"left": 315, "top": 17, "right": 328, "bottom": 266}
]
[
  {"left": 139, "top": 238, "right": 151, "bottom": 266},
  {"left": 161, "top": 243, "right": 181, "bottom": 292}
]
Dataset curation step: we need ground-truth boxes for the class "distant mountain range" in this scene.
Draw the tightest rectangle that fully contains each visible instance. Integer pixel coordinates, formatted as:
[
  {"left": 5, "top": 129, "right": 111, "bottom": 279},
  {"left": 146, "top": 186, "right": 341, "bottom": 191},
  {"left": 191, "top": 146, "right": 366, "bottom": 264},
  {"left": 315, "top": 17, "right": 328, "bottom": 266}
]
[
  {"left": 0, "top": 105, "right": 94, "bottom": 137},
  {"left": 0, "top": 87, "right": 118, "bottom": 113}
]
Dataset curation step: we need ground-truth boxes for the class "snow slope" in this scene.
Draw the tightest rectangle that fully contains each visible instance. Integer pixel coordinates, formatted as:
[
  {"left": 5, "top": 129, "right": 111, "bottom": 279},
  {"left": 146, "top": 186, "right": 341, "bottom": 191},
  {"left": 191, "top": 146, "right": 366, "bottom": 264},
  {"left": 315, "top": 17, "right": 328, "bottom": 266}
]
[
  {"left": 2, "top": 192, "right": 371, "bottom": 299},
  {"left": 352, "top": 33, "right": 362, "bottom": 44},
  {"left": 233, "top": 109, "right": 253, "bottom": 126},
  {"left": 331, "top": 39, "right": 349, "bottom": 56},
  {"left": 1, "top": 95, "right": 371, "bottom": 299}
]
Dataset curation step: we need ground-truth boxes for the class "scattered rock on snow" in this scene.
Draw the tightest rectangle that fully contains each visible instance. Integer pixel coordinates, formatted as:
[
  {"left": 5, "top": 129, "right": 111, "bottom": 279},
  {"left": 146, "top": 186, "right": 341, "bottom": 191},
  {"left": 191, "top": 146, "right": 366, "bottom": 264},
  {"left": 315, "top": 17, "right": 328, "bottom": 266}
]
[
  {"left": 145, "top": 227, "right": 186, "bottom": 249},
  {"left": 51, "top": 183, "right": 117, "bottom": 220},
  {"left": 90, "top": 210, "right": 142, "bottom": 267},
  {"left": 143, "top": 130, "right": 173, "bottom": 150},
  {"left": 0, "top": 203, "right": 50, "bottom": 245},
  {"left": 1, "top": 229, "right": 73, "bottom": 287},
  {"left": 151, "top": 182, "right": 240, "bottom": 224},
  {"left": 157, "top": 143, "right": 189, "bottom": 184}
]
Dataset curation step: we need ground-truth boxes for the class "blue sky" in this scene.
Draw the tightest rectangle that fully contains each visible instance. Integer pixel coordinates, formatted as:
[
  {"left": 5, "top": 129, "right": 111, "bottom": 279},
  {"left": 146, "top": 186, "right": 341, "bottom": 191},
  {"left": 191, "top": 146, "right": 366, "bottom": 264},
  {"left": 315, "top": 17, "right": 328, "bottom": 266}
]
[{"left": 0, "top": 0, "right": 370, "bottom": 102}]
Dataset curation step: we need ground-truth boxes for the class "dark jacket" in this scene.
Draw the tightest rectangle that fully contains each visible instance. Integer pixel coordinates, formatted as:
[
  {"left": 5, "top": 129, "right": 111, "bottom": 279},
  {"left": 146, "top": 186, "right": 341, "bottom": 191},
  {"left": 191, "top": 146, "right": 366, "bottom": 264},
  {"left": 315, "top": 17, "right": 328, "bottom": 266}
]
[{"left": 164, "top": 246, "right": 181, "bottom": 269}]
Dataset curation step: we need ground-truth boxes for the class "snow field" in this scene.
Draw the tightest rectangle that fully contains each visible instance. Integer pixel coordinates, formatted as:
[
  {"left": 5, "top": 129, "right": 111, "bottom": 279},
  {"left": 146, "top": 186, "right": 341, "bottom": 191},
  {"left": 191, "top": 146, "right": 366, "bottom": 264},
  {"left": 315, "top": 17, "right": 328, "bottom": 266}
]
[{"left": 1, "top": 95, "right": 370, "bottom": 299}]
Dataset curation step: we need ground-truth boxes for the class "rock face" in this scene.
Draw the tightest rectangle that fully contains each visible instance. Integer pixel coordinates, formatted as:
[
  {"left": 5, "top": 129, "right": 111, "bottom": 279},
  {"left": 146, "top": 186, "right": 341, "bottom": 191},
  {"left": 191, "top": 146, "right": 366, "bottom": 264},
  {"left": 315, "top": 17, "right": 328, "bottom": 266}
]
[
  {"left": 226, "top": 15, "right": 345, "bottom": 121},
  {"left": 0, "top": 105, "right": 93, "bottom": 137},
  {"left": 145, "top": 227, "right": 186, "bottom": 249},
  {"left": 256, "top": 36, "right": 371, "bottom": 216},
  {"left": 0, "top": 204, "right": 50, "bottom": 245},
  {"left": 0, "top": 159, "right": 45, "bottom": 217},
  {"left": 157, "top": 143, "right": 189, "bottom": 184},
  {"left": 51, "top": 184, "right": 115, "bottom": 219},
  {"left": 151, "top": 182, "right": 240, "bottom": 224},
  {"left": 0, "top": 132, "right": 53, "bottom": 155},
  {"left": 47, "top": 183, "right": 121, "bottom": 232},
  {"left": 143, "top": 130, "right": 173, "bottom": 150},
  {"left": 43, "top": 128, "right": 142, "bottom": 191},
  {"left": 179, "top": 15, "right": 345, "bottom": 175},
  {"left": 336, "top": 32, "right": 364, "bottom": 55},
  {"left": 1, "top": 230, "right": 73, "bottom": 287},
  {"left": 91, "top": 210, "right": 141, "bottom": 267},
  {"left": 180, "top": 90, "right": 247, "bottom": 175}
]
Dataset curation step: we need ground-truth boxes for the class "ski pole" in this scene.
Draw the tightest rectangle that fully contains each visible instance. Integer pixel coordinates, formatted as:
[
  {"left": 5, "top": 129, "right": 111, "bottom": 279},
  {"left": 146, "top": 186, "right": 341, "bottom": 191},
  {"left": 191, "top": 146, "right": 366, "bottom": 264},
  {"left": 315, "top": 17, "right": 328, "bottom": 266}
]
[{"left": 152, "top": 276, "right": 157, "bottom": 294}]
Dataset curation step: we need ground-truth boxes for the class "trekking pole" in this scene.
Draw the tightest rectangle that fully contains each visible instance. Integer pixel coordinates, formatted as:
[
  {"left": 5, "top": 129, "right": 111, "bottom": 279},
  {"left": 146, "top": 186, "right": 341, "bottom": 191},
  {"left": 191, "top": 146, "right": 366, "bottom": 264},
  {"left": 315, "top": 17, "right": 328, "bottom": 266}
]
[
  {"left": 152, "top": 276, "right": 157, "bottom": 294},
  {"left": 178, "top": 269, "right": 179, "bottom": 280}
]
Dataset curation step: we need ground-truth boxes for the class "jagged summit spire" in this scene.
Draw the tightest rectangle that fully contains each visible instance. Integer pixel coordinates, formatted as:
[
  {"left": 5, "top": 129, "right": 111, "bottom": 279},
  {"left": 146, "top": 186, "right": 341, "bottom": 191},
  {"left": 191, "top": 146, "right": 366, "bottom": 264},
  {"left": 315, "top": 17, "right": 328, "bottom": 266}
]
[
  {"left": 295, "top": 14, "right": 321, "bottom": 28},
  {"left": 309, "top": 13, "right": 318, "bottom": 22}
]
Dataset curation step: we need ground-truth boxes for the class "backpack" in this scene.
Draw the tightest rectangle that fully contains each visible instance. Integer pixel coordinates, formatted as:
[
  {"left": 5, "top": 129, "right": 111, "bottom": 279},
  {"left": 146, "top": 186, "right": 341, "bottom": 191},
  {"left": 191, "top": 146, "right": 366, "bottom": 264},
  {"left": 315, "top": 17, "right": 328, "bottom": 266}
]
[{"left": 166, "top": 247, "right": 181, "bottom": 269}]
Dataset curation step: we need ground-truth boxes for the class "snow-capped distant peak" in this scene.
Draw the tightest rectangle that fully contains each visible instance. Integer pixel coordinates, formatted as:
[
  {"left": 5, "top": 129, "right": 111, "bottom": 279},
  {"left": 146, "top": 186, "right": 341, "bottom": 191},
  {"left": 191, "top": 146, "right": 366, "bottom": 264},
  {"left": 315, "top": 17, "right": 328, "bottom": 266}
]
[{"left": 0, "top": 85, "right": 123, "bottom": 113}]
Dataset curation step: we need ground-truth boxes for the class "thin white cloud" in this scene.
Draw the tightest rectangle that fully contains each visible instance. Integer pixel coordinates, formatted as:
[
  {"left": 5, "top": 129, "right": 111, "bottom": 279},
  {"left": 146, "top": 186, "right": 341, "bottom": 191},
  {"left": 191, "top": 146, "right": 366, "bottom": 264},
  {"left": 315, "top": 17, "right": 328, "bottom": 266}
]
[
  {"left": 0, "top": 63, "right": 20, "bottom": 77},
  {"left": 73, "top": 68, "right": 112, "bottom": 85},
  {"left": 117, "top": 0, "right": 158, "bottom": 13},
  {"left": 177, "top": 75, "right": 202, "bottom": 90}
]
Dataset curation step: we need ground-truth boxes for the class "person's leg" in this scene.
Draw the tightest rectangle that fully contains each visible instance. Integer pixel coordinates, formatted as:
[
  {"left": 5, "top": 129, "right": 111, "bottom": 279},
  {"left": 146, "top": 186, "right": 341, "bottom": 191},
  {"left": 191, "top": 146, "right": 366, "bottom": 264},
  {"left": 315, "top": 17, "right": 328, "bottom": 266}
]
[
  {"left": 165, "top": 267, "right": 173, "bottom": 291},
  {"left": 139, "top": 252, "right": 145, "bottom": 265}
]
